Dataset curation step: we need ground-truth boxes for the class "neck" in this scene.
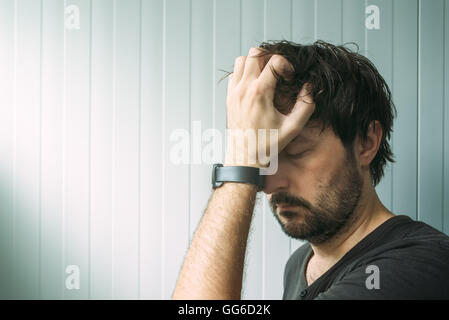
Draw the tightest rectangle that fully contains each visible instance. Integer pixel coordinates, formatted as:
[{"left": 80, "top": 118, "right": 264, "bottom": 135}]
[{"left": 309, "top": 184, "right": 395, "bottom": 266}]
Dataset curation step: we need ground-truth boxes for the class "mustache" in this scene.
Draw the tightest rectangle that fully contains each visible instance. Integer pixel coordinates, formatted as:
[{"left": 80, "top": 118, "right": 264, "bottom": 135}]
[{"left": 270, "top": 192, "right": 309, "bottom": 209}]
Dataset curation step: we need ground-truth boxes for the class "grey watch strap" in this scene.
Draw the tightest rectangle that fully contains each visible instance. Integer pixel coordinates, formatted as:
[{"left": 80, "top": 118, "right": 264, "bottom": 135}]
[{"left": 212, "top": 163, "right": 265, "bottom": 191}]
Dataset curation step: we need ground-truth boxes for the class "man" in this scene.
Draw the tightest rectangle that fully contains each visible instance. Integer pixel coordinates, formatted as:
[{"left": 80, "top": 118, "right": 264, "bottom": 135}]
[{"left": 172, "top": 40, "right": 449, "bottom": 300}]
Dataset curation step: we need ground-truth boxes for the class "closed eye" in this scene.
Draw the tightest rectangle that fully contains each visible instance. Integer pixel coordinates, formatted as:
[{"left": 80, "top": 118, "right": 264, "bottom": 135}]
[{"left": 285, "top": 150, "right": 307, "bottom": 158}]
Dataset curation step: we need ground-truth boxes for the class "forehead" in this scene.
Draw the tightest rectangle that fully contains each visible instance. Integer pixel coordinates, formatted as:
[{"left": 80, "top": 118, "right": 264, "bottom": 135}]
[{"left": 289, "top": 121, "right": 327, "bottom": 145}]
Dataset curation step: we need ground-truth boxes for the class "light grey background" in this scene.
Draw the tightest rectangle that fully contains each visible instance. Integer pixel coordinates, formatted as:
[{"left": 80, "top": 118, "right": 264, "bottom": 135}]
[{"left": 0, "top": 0, "right": 448, "bottom": 299}]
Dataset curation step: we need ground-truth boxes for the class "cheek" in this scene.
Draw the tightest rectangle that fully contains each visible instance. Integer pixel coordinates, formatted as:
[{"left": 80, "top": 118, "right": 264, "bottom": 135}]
[
  {"left": 309, "top": 157, "right": 332, "bottom": 185},
  {"left": 288, "top": 153, "right": 335, "bottom": 199}
]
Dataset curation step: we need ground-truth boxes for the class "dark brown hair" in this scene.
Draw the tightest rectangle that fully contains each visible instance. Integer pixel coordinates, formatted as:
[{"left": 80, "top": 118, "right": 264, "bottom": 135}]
[{"left": 222, "top": 39, "right": 397, "bottom": 187}]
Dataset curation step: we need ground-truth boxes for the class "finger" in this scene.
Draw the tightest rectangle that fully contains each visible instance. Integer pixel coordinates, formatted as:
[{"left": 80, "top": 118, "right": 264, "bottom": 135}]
[
  {"left": 241, "top": 47, "right": 265, "bottom": 82},
  {"left": 227, "top": 56, "right": 246, "bottom": 95},
  {"left": 279, "top": 83, "right": 316, "bottom": 147},
  {"left": 257, "top": 54, "right": 294, "bottom": 102},
  {"left": 232, "top": 56, "right": 246, "bottom": 84}
]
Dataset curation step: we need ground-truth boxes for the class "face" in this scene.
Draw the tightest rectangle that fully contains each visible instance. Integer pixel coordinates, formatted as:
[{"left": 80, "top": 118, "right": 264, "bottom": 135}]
[{"left": 265, "top": 122, "right": 364, "bottom": 245}]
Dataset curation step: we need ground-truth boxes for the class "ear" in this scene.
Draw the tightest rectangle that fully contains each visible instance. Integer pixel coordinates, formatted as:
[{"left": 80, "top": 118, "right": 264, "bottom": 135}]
[{"left": 357, "top": 120, "right": 383, "bottom": 168}]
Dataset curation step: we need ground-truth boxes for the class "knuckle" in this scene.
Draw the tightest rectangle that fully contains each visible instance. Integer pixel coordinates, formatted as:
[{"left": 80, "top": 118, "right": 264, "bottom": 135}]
[
  {"left": 270, "top": 54, "right": 283, "bottom": 64},
  {"left": 235, "top": 56, "right": 246, "bottom": 64},
  {"left": 271, "top": 54, "right": 287, "bottom": 68},
  {"left": 269, "top": 54, "right": 294, "bottom": 79},
  {"left": 249, "top": 46, "right": 261, "bottom": 57}
]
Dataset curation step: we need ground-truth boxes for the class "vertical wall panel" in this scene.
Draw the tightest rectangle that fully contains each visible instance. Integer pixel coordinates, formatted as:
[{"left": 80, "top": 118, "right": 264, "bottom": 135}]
[
  {"left": 444, "top": 0, "right": 449, "bottom": 234},
  {"left": 265, "top": 0, "right": 291, "bottom": 41},
  {"left": 292, "top": 0, "right": 315, "bottom": 44},
  {"left": 241, "top": 0, "right": 264, "bottom": 51},
  {"left": 163, "top": 0, "right": 190, "bottom": 299},
  {"left": 418, "top": 0, "right": 445, "bottom": 230},
  {"left": 90, "top": 0, "right": 113, "bottom": 299},
  {"left": 0, "top": 0, "right": 15, "bottom": 299},
  {"left": 140, "top": 0, "right": 163, "bottom": 300},
  {"left": 13, "top": 0, "right": 41, "bottom": 299},
  {"left": 342, "top": 0, "right": 366, "bottom": 52},
  {"left": 41, "top": 0, "right": 64, "bottom": 299},
  {"left": 112, "top": 0, "right": 141, "bottom": 299},
  {"left": 392, "top": 0, "right": 418, "bottom": 220},
  {"left": 63, "top": 0, "right": 91, "bottom": 299},
  {"left": 239, "top": 0, "right": 262, "bottom": 300},
  {"left": 316, "top": 0, "right": 342, "bottom": 44}
]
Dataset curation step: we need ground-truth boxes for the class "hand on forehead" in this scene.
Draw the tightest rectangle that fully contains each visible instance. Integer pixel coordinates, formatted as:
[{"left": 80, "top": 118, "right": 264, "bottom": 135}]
[
  {"left": 246, "top": 47, "right": 295, "bottom": 81},
  {"left": 246, "top": 48, "right": 316, "bottom": 114}
]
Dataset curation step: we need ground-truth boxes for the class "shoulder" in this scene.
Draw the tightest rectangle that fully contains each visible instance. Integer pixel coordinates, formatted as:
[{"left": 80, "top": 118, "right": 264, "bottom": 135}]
[
  {"left": 366, "top": 215, "right": 449, "bottom": 265},
  {"left": 316, "top": 250, "right": 449, "bottom": 299},
  {"left": 375, "top": 216, "right": 449, "bottom": 265},
  {"left": 316, "top": 217, "right": 449, "bottom": 299}
]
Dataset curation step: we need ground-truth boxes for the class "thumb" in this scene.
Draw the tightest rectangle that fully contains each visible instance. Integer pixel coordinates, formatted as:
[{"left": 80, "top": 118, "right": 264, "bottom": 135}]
[{"left": 279, "top": 83, "right": 316, "bottom": 149}]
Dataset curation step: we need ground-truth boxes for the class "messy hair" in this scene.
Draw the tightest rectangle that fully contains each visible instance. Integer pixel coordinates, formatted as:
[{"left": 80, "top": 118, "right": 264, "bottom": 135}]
[{"left": 222, "top": 40, "right": 397, "bottom": 187}]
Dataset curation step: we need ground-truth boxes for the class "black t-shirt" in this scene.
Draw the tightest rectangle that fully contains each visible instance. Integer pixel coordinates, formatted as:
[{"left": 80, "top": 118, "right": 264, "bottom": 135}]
[{"left": 282, "top": 215, "right": 449, "bottom": 299}]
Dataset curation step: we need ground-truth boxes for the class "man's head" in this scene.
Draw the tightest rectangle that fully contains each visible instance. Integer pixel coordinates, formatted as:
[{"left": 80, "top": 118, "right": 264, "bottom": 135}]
[{"left": 247, "top": 40, "right": 397, "bottom": 244}]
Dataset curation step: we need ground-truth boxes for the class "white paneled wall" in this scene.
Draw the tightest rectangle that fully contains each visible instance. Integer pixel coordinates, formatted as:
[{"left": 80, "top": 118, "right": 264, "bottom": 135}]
[{"left": 0, "top": 0, "right": 448, "bottom": 300}]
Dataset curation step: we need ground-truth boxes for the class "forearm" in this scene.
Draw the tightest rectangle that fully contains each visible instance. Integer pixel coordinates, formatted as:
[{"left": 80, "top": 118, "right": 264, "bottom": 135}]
[{"left": 172, "top": 182, "right": 258, "bottom": 300}]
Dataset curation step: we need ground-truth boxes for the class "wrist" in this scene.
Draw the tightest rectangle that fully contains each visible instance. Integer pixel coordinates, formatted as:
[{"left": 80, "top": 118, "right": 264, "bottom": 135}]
[
  {"left": 212, "top": 163, "right": 265, "bottom": 191},
  {"left": 224, "top": 150, "right": 268, "bottom": 168}
]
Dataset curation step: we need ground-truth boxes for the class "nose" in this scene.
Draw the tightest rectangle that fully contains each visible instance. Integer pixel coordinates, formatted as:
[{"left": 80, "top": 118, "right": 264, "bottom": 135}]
[{"left": 262, "top": 158, "right": 290, "bottom": 194}]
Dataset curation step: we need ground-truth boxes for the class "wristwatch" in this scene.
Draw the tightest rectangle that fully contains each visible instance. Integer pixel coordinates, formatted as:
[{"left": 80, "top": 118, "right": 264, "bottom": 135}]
[{"left": 211, "top": 163, "right": 265, "bottom": 191}]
